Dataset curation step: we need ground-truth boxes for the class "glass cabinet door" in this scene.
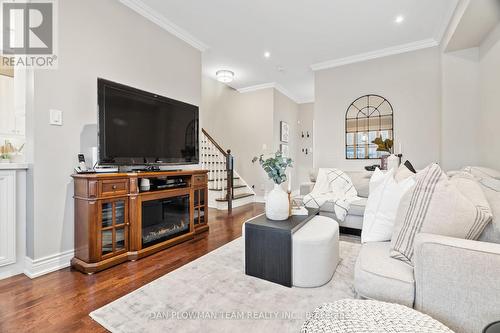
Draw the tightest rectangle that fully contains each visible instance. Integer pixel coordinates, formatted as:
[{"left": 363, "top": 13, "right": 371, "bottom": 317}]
[
  {"left": 99, "top": 199, "right": 128, "bottom": 258},
  {"left": 194, "top": 188, "right": 207, "bottom": 226}
]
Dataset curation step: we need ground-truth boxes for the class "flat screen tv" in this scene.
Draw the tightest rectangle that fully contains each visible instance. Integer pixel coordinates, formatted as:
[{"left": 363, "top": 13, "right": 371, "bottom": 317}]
[{"left": 98, "top": 78, "right": 199, "bottom": 166}]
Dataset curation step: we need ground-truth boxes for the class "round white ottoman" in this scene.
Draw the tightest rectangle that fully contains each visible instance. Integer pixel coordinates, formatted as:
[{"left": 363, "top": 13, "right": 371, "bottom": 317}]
[
  {"left": 301, "top": 299, "right": 454, "bottom": 332},
  {"left": 293, "top": 215, "right": 339, "bottom": 287}
]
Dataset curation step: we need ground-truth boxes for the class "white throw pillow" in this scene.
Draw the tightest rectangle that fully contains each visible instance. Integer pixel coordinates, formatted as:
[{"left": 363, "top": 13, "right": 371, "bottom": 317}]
[
  {"left": 390, "top": 164, "right": 493, "bottom": 265},
  {"left": 394, "top": 164, "right": 415, "bottom": 183},
  {"left": 361, "top": 168, "right": 415, "bottom": 243},
  {"left": 462, "top": 166, "right": 500, "bottom": 180}
]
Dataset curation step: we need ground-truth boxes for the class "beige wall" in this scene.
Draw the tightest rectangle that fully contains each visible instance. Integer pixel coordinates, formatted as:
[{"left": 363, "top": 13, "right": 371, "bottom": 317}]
[
  {"left": 201, "top": 77, "right": 304, "bottom": 197},
  {"left": 297, "top": 103, "right": 314, "bottom": 185},
  {"left": 201, "top": 76, "right": 274, "bottom": 198},
  {"left": 29, "top": 0, "right": 201, "bottom": 259},
  {"left": 273, "top": 90, "right": 299, "bottom": 191},
  {"left": 441, "top": 48, "right": 480, "bottom": 170},
  {"left": 479, "top": 23, "right": 500, "bottom": 169},
  {"left": 314, "top": 47, "right": 442, "bottom": 171}
]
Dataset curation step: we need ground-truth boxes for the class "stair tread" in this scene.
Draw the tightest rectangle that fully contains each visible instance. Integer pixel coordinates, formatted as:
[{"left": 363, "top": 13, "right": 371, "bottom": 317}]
[
  {"left": 215, "top": 193, "right": 255, "bottom": 202},
  {"left": 209, "top": 185, "right": 246, "bottom": 191}
]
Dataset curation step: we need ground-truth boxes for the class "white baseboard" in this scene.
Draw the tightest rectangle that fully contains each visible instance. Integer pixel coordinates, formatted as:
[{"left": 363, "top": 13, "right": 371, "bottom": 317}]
[
  {"left": 24, "top": 249, "right": 74, "bottom": 279},
  {"left": 254, "top": 195, "right": 265, "bottom": 203},
  {"left": 0, "top": 266, "right": 23, "bottom": 280}
]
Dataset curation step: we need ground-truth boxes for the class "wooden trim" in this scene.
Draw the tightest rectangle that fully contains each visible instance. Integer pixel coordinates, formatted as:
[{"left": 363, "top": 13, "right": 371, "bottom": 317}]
[
  {"left": 129, "top": 194, "right": 140, "bottom": 251},
  {"left": 194, "top": 224, "right": 209, "bottom": 234},
  {"left": 72, "top": 169, "right": 208, "bottom": 179},
  {"left": 133, "top": 232, "right": 195, "bottom": 260},
  {"left": 139, "top": 187, "right": 190, "bottom": 201},
  {"left": 201, "top": 128, "right": 228, "bottom": 157}
]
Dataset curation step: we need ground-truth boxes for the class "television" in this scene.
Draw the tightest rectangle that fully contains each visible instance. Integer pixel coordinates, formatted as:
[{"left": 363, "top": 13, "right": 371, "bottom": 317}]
[{"left": 97, "top": 78, "right": 199, "bottom": 166}]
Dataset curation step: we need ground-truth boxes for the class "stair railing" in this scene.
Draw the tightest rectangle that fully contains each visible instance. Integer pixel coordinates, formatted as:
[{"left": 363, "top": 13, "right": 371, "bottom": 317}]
[{"left": 201, "top": 128, "right": 234, "bottom": 212}]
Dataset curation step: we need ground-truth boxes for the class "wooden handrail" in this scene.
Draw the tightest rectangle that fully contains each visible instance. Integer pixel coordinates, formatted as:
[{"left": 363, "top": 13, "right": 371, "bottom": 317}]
[
  {"left": 202, "top": 128, "right": 228, "bottom": 157},
  {"left": 201, "top": 128, "right": 234, "bottom": 212}
]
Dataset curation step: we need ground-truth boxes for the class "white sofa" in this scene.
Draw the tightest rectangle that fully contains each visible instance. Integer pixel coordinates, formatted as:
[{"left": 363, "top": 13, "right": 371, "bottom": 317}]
[
  {"left": 300, "top": 171, "right": 371, "bottom": 232},
  {"left": 354, "top": 171, "right": 500, "bottom": 333}
]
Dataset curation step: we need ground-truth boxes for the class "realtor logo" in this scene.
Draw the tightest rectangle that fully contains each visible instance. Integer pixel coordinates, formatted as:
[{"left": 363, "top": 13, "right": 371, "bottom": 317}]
[{"left": 1, "top": 0, "right": 57, "bottom": 68}]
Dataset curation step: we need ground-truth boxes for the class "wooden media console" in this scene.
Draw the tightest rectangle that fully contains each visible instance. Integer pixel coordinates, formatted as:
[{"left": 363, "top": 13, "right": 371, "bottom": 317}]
[{"left": 71, "top": 170, "right": 208, "bottom": 274}]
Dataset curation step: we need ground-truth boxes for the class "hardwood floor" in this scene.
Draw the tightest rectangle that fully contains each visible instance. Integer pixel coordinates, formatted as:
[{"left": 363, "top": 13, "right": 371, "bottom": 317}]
[{"left": 0, "top": 203, "right": 265, "bottom": 333}]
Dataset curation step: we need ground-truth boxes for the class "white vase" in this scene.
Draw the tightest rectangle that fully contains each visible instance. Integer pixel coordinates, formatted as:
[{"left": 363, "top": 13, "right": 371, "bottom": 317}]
[
  {"left": 266, "top": 184, "right": 290, "bottom": 221},
  {"left": 387, "top": 154, "right": 399, "bottom": 171}
]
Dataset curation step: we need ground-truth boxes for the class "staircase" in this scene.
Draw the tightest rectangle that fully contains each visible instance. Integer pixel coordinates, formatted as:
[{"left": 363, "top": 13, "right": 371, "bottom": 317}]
[{"left": 201, "top": 129, "right": 255, "bottom": 211}]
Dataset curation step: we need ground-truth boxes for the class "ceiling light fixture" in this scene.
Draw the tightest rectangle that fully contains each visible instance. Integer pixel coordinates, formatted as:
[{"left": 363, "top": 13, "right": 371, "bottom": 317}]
[
  {"left": 264, "top": 51, "right": 271, "bottom": 58},
  {"left": 216, "top": 70, "right": 234, "bottom": 83},
  {"left": 395, "top": 15, "right": 405, "bottom": 24}
]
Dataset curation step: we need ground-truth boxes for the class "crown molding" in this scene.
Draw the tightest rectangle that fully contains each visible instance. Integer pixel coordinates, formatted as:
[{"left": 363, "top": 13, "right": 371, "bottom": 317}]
[
  {"left": 274, "top": 83, "right": 301, "bottom": 104},
  {"left": 310, "top": 38, "right": 439, "bottom": 71},
  {"left": 119, "top": 0, "right": 209, "bottom": 52},
  {"left": 237, "top": 82, "right": 307, "bottom": 104},
  {"left": 297, "top": 99, "right": 315, "bottom": 105},
  {"left": 440, "top": 0, "right": 470, "bottom": 51},
  {"left": 237, "top": 83, "right": 276, "bottom": 94},
  {"left": 434, "top": 0, "right": 461, "bottom": 45}
]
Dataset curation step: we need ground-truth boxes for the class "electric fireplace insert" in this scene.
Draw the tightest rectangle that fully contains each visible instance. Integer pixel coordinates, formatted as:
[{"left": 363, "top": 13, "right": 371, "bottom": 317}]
[{"left": 141, "top": 194, "right": 190, "bottom": 248}]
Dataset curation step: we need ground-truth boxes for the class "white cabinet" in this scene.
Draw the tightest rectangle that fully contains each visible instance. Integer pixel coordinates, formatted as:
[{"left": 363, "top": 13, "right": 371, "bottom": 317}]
[{"left": 0, "top": 170, "right": 15, "bottom": 267}]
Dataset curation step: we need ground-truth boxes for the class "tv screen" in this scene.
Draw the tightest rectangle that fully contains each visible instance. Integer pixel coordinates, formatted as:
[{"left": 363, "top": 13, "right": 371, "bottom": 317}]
[{"left": 98, "top": 78, "right": 199, "bottom": 165}]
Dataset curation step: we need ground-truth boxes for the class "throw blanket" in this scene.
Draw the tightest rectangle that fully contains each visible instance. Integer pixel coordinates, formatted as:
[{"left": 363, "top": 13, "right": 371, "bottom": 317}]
[{"left": 303, "top": 168, "right": 358, "bottom": 222}]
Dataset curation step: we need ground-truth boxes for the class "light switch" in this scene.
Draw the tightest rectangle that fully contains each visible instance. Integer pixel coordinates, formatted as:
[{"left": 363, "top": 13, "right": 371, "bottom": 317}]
[{"left": 49, "top": 109, "right": 63, "bottom": 126}]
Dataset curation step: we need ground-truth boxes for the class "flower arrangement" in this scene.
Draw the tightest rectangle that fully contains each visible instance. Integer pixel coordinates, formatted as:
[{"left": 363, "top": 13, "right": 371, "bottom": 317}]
[
  {"left": 0, "top": 141, "right": 24, "bottom": 162},
  {"left": 252, "top": 151, "right": 293, "bottom": 185},
  {"left": 372, "top": 136, "right": 393, "bottom": 154}
]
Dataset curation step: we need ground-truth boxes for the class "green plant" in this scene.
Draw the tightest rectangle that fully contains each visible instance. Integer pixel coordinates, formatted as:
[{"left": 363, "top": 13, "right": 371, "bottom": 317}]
[
  {"left": 372, "top": 136, "right": 393, "bottom": 153},
  {"left": 252, "top": 151, "right": 293, "bottom": 185},
  {"left": 0, "top": 153, "right": 10, "bottom": 160}
]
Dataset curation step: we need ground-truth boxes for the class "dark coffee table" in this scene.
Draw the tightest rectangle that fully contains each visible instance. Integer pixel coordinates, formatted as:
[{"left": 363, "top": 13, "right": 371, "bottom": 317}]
[{"left": 244, "top": 208, "right": 319, "bottom": 287}]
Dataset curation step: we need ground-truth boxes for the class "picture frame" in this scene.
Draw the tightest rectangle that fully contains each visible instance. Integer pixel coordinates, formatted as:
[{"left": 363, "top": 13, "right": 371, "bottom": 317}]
[
  {"left": 280, "top": 121, "right": 289, "bottom": 143},
  {"left": 280, "top": 144, "right": 289, "bottom": 157}
]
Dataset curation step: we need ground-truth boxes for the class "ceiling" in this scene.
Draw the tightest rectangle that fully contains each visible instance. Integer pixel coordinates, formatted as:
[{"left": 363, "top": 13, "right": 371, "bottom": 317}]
[
  {"left": 122, "top": 0, "right": 458, "bottom": 103},
  {"left": 445, "top": 0, "right": 500, "bottom": 52}
]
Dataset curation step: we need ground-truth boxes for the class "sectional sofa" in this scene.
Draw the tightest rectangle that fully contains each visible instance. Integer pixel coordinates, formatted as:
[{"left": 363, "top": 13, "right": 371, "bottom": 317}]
[{"left": 301, "top": 167, "right": 500, "bottom": 333}]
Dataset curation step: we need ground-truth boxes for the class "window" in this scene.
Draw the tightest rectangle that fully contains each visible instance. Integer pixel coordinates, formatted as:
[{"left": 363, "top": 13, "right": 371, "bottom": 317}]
[{"left": 345, "top": 95, "right": 393, "bottom": 159}]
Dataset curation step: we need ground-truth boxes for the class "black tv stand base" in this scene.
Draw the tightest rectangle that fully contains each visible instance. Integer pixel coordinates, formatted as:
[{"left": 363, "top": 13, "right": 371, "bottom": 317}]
[{"left": 136, "top": 166, "right": 161, "bottom": 172}]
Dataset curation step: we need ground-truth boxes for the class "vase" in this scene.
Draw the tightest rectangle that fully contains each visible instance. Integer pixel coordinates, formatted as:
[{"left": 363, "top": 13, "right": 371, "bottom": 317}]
[
  {"left": 266, "top": 184, "right": 289, "bottom": 221},
  {"left": 380, "top": 155, "right": 389, "bottom": 170},
  {"left": 387, "top": 154, "right": 399, "bottom": 171}
]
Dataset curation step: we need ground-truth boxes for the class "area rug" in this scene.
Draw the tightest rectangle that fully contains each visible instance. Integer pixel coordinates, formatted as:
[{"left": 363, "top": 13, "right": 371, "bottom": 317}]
[{"left": 90, "top": 237, "right": 361, "bottom": 333}]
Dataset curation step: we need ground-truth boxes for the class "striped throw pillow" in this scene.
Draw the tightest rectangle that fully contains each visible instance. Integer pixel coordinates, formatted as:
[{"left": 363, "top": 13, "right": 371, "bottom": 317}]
[{"left": 390, "top": 164, "right": 493, "bottom": 265}]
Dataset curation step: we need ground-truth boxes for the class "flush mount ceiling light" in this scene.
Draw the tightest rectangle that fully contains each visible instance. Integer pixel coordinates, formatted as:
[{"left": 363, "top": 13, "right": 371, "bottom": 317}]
[
  {"left": 216, "top": 70, "right": 234, "bottom": 83},
  {"left": 264, "top": 51, "right": 271, "bottom": 58},
  {"left": 395, "top": 15, "right": 405, "bottom": 24}
]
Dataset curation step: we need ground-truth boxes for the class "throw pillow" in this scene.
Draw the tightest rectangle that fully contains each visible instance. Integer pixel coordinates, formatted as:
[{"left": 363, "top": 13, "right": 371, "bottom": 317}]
[
  {"left": 361, "top": 168, "right": 416, "bottom": 243},
  {"left": 346, "top": 171, "right": 371, "bottom": 198},
  {"left": 462, "top": 166, "right": 500, "bottom": 180},
  {"left": 394, "top": 163, "right": 416, "bottom": 183},
  {"left": 390, "top": 164, "right": 493, "bottom": 265},
  {"left": 404, "top": 160, "right": 417, "bottom": 173}
]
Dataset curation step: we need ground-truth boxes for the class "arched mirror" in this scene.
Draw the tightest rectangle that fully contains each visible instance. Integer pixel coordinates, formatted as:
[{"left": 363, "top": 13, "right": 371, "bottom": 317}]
[{"left": 345, "top": 94, "right": 393, "bottom": 159}]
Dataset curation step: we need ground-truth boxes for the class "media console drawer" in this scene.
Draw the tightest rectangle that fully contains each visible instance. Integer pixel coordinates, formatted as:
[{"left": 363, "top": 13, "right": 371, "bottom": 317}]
[
  {"left": 99, "top": 179, "right": 129, "bottom": 197},
  {"left": 192, "top": 174, "right": 207, "bottom": 186}
]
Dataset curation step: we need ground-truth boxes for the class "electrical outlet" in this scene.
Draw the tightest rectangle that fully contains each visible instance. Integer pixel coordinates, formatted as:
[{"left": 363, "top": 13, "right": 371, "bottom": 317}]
[{"left": 49, "top": 109, "right": 63, "bottom": 126}]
